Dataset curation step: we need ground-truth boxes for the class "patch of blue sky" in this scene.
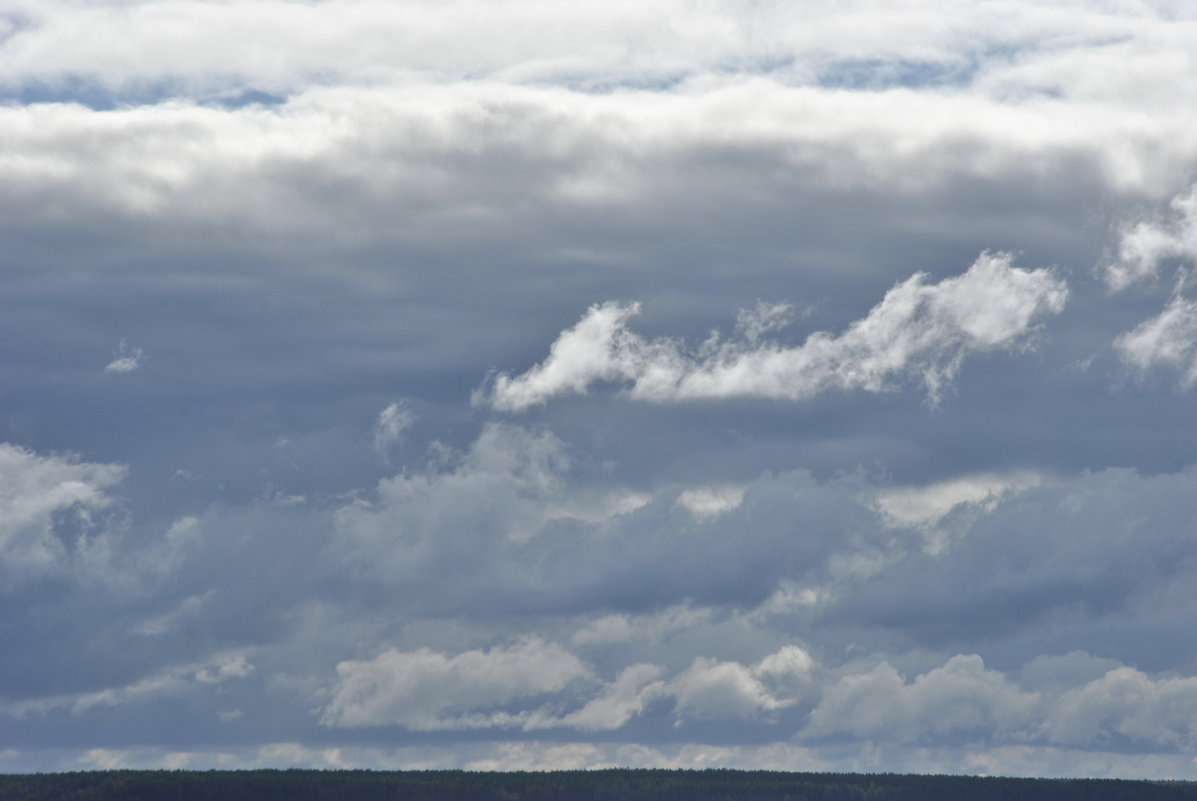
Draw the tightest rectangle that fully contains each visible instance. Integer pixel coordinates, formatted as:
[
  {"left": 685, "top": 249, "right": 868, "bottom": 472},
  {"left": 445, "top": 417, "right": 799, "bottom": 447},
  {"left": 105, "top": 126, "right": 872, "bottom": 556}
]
[
  {"left": 816, "top": 57, "right": 981, "bottom": 91},
  {"left": 0, "top": 79, "right": 286, "bottom": 110},
  {"left": 521, "top": 53, "right": 798, "bottom": 95},
  {"left": 529, "top": 70, "right": 691, "bottom": 95}
]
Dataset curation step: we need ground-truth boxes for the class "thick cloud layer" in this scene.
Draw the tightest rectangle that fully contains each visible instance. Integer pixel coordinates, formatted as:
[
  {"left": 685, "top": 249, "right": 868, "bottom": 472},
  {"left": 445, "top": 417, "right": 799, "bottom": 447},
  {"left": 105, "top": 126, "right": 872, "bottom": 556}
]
[{"left": 4, "top": 0, "right": 1197, "bottom": 780}]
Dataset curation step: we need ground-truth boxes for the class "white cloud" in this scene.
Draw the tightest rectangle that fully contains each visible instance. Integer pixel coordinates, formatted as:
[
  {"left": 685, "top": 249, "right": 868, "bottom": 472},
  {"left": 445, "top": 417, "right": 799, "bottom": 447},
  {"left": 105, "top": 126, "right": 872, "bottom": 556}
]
[
  {"left": 148, "top": 515, "right": 201, "bottom": 575},
  {"left": 1104, "top": 185, "right": 1197, "bottom": 293},
  {"left": 1046, "top": 667, "right": 1197, "bottom": 748},
  {"left": 756, "top": 645, "right": 815, "bottom": 687},
  {"left": 0, "top": 443, "right": 125, "bottom": 578},
  {"left": 570, "top": 604, "right": 714, "bottom": 647},
  {"left": 670, "top": 658, "right": 783, "bottom": 721},
  {"left": 873, "top": 471, "right": 1043, "bottom": 554},
  {"left": 874, "top": 471, "right": 1041, "bottom": 528},
  {"left": 806, "top": 654, "right": 1039, "bottom": 743},
  {"left": 0, "top": 652, "right": 255, "bottom": 719},
  {"left": 674, "top": 486, "right": 746, "bottom": 522},
  {"left": 669, "top": 646, "right": 814, "bottom": 722},
  {"left": 735, "top": 300, "right": 795, "bottom": 344},
  {"left": 320, "top": 637, "right": 592, "bottom": 730},
  {"left": 490, "top": 252, "right": 1067, "bottom": 410},
  {"left": 195, "top": 654, "right": 255, "bottom": 685},
  {"left": 487, "top": 301, "right": 646, "bottom": 412},
  {"left": 104, "top": 339, "right": 145, "bottom": 373},
  {"left": 335, "top": 422, "right": 651, "bottom": 587},
  {"left": 1, "top": 72, "right": 1194, "bottom": 244},
  {"left": 321, "top": 637, "right": 819, "bottom": 732},
  {"left": 372, "top": 400, "right": 414, "bottom": 460},
  {"left": 3, "top": 0, "right": 1196, "bottom": 115},
  {"left": 5, "top": 0, "right": 1197, "bottom": 780},
  {"left": 1114, "top": 296, "right": 1197, "bottom": 387},
  {"left": 549, "top": 664, "right": 666, "bottom": 732}
]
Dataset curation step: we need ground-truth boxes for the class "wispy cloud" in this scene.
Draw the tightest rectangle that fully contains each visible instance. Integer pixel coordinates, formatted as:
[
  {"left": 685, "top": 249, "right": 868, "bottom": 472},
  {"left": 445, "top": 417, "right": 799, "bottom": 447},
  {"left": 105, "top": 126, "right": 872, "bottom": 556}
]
[
  {"left": 104, "top": 339, "right": 145, "bottom": 374},
  {"left": 372, "top": 401, "right": 414, "bottom": 460},
  {"left": 1115, "top": 297, "right": 1197, "bottom": 387},
  {"left": 1103, "top": 186, "right": 1197, "bottom": 294}
]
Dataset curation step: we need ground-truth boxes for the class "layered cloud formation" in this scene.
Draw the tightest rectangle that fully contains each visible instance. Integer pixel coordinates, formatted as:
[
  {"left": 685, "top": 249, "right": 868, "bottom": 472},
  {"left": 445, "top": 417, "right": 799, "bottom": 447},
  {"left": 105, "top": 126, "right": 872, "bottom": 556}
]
[{"left": 4, "top": 0, "right": 1197, "bottom": 781}]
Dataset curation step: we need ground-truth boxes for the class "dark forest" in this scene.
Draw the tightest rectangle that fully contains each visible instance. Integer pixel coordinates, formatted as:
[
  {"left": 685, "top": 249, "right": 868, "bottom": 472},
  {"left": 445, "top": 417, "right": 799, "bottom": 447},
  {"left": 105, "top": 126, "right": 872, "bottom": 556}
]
[{"left": 2, "top": 769, "right": 1197, "bottom": 801}]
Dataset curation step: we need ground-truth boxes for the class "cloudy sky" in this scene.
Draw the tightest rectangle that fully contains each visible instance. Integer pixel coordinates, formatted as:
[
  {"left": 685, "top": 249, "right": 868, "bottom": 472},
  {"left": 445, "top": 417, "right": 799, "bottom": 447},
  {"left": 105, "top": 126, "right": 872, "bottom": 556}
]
[{"left": 4, "top": 0, "right": 1197, "bottom": 779}]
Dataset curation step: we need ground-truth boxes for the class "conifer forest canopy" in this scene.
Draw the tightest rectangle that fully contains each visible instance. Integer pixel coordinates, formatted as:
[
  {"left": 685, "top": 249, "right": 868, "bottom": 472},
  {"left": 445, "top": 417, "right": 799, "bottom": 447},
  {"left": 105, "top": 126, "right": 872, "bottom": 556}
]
[{"left": 4, "top": 770, "right": 1197, "bottom": 801}]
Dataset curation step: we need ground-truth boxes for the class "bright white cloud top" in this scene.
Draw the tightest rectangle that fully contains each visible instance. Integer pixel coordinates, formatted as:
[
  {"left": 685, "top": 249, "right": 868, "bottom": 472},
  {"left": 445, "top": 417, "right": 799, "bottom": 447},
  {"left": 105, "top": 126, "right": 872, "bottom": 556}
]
[
  {"left": 489, "top": 252, "right": 1067, "bottom": 409},
  {"left": 3, "top": 0, "right": 1197, "bottom": 782}
]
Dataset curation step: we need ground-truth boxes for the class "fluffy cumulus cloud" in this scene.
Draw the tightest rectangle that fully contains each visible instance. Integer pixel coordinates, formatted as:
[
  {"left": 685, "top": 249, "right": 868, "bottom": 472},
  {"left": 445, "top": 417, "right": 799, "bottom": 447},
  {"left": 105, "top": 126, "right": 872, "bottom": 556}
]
[
  {"left": 7, "top": 0, "right": 1197, "bottom": 780},
  {"left": 669, "top": 647, "right": 811, "bottom": 722},
  {"left": 1046, "top": 668, "right": 1197, "bottom": 748},
  {"left": 806, "top": 655, "right": 1038, "bottom": 744},
  {"left": 490, "top": 252, "right": 1067, "bottom": 410}
]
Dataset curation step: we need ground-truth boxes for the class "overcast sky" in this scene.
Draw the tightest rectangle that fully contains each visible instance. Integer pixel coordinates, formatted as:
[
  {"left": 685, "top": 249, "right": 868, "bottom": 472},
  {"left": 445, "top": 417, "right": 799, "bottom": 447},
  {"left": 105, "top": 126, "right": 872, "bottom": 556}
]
[{"left": 4, "top": 0, "right": 1197, "bottom": 779}]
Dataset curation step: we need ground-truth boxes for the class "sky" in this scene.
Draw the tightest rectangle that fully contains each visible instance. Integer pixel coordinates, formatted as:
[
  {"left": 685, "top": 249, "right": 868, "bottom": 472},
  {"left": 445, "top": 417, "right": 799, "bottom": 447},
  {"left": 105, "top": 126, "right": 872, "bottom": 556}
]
[{"left": 3, "top": 0, "right": 1197, "bottom": 779}]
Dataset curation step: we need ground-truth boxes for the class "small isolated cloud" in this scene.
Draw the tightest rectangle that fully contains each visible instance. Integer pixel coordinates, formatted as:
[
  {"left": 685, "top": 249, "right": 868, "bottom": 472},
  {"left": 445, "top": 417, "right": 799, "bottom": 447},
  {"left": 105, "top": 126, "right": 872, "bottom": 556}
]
[
  {"left": 1103, "top": 185, "right": 1197, "bottom": 293},
  {"left": 195, "top": 654, "right": 254, "bottom": 685},
  {"left": 488, "top": 252, "right": 1067, "bottom": 411},
  {"left": 675, "top": 486, "right": 746, "bottom": 522},
  {"left": 373, "top": 401, "right": 414, "bottom": 460},
  {"left": 1114, "top": 296, "right": 1197, "bottom": 387},
  {"left": 104, "top": 339, "right": 145, "bottom": 374}
]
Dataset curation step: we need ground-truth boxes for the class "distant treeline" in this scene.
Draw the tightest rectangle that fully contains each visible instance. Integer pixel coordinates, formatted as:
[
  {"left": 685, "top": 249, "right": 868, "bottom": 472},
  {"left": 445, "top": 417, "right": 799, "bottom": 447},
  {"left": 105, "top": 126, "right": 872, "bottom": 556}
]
[{"left": 2, "top": 768, "right": 1196, "bottom": 801}]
